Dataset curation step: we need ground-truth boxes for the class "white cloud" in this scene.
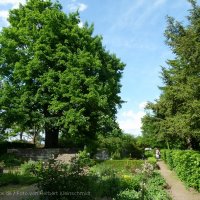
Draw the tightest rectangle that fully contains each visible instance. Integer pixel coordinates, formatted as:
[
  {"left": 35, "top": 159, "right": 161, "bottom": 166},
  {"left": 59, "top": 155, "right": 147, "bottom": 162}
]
[
  {"left": 110, "top": 0, "right": 166, "bottom": 32},
  {"left": 139, "top": 101, "right": 148, "bottom": 109},
  {"left": 67, "top": 1, "right": 88, "bottom": 12},
  {"left": 78, "top": 21, "right": 84, "bottom": 28},
  {"left": 0, "top": 10, "right": 9, "bottom": 27},
  {"left": 154, "top": 0, "right": 166, "bottom": 7},
  {"left": 0, "top": 0, "right": 25, "bottom": 28},
  {"left": 0, "top": 0, "right": 25, "bottom": 9},
  {"left": 78, "top": 3, "right": 87, "bottom": 12},
  {"left": 118, "top": 102, "right": 148, "bottom": 136},
  {"left": 119, "top": 110, "right": 145, "bottom": 134},
  {"left": 0, "top": 10, "right": 9, "bottom": 19}
]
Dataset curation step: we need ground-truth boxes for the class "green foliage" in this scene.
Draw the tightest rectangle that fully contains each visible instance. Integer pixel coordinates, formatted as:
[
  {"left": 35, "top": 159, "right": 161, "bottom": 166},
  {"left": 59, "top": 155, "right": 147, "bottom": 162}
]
[
  {"left": 0, "top": 161, "right": 5, "bottom": 169},
  {"left": 162, "top": 149, "right": 200, "bottom": 191},
  {"left": 92, "top": 160, "right": 144, "bottom": 175},
  {"left": 0, "top": 173, "right": 38, "bottom": 186},
  {"left": 114, "top": 189, "right": 141, "bottom": 200},
  {"left": 0, "top": 0, "right": 125, "bottom": 148},
  {"left": 75, "top": 149, "right": 95, "bottom": 167},
  {"left": 0, "top": 153, "right": 25, "bottom": 167},
  {"left": 97, "top": 175, "right": 122, "bottom": 198},
  {"left": 120, "top": 175, "right": 142, "bottom": 192},
  {"left": 0, "top": 141, "right": 35, "bottom": 155},
  {"left": 89, "top": 160, "right": 144, "bottom": 198},
  {"left": 20, "top": 160, "right": 43, "bottom": 175},
  {"left": 97, "top": 134, "right": 143, "bottom": 159},
  {"left": 34, "top": 158, "right": 170, "bottom": 199},
  {"left": 144, "top": 150, "right": 154, "bottom": 158},
  {"left": 145, "top": 174, "right": 171, "bottom": 200},
  {"left": 147, "top": 157, "right": 157, "bottom": 168},
  {"left": 34, "top": 158, "right": 94, "bottom": 200},
  {"left": 141, "top": 1, "right": 200, "bottom": 150}
]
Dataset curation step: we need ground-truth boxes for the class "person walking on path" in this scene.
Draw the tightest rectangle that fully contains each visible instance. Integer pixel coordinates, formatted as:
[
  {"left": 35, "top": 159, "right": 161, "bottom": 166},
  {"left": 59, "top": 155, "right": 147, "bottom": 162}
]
[{"left": 155, "top": 148, "right": 160, "bottom": 160}]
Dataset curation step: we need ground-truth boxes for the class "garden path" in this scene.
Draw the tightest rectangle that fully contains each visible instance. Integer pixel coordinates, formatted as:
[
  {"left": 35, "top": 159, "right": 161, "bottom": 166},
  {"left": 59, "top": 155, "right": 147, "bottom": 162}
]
[
  {"left": 0, "top": 184, "right": 39, "bottom": 200},
  {"left": 157, "top": 161, "right": 200, "bottom": 200}
]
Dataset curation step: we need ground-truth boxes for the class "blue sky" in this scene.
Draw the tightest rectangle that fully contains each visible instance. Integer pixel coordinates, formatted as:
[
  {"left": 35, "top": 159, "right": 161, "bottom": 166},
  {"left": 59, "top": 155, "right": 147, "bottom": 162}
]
[{"left": 0, "top": 0, "right": 199, "bottom": 136}]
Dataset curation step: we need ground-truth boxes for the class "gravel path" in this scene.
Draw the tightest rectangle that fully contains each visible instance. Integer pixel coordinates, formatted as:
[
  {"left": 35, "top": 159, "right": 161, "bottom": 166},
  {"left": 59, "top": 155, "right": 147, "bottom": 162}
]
[
  {"left": 0, "top": 184, "right": 39, "bottom": 200},
  {"left": 158, "top": 161, "right": 200, "bottom": 200},
  {"left": 55, "top": 153, "right": 76, "bottom": 164}
]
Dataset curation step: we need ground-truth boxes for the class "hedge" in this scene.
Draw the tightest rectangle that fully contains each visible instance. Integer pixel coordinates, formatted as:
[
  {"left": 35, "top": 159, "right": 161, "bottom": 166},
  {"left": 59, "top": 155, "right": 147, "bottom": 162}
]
[
  {"left": 0, "top": 141, "right": 35, "bottom": 155},
  {"left": 161, "top": 149, "right": 200, "bottom": 191}
]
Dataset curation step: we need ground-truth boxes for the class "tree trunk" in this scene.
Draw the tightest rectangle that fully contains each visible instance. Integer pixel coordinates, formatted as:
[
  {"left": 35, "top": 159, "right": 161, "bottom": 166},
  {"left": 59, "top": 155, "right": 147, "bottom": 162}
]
[
  {"left": 45, "top": 127, "right": 59, "bottom": 148},
  {"left": 19, "top": 132, "right": 23, "bottom": 141},
  {"left": 32, "top": 132, "right": 36, "bottom": 145}
]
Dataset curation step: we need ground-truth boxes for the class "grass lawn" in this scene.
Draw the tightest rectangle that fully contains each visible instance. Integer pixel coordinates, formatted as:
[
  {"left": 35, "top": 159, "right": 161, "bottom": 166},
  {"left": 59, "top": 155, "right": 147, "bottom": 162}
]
[
  {"left": 0, "top": 173, "right": 38, "bottom": 187},
  {"left": 93, "top": 159, "right": 144, "bottom": 175}
]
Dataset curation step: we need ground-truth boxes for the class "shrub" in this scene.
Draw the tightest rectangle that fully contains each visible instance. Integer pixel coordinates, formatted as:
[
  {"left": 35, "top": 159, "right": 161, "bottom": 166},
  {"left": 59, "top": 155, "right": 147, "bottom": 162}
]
[
  {"left": 144, "top": 150, "right": 154, "bottom": 158},
  {"left": 35, "top": 158, "right": 94, "bottom": 200},
  {"left": 120, "top": 174, "right": 142, "bottom": 192},
  {"left": 115, "top": 189, "right": 141, "bottom": 200},
  {"left": 145, "top": 172, "right": 171, "bottom": 200},
  {"left": 0, "top": 161, "right": 5, "bottom": 168},
  {"left": 34, "top": 157, "right": 171, "bottom": 200},
  {"left": 147, "top": 157, "right": 157, "bottom": 168},
  {"left": 77, "top": 149, "right": 95, "bottom": 167},
  {"left": 0, "top": 153, "right": 25, "bottom": 167},
  {"left": 99, "top": 175, "right": 122, "bottom": 198},
  {"left": 111, "top": 151, "right": 121, "bottom": 159},
  {"left": 20, "top": 160, "right": 43, "bottom": 175},
  {"left": 162, "top": 149, "right": 200, "bottom": 191},
  {"left": 0, "top": 173, "right": 38, "bottom": 186},
  {"left": 0, "top": 141, "right": 35, "bottom": 155},
  {"left": 97, "top": 134, "right": 143, "bottom": 159},
  {"left": 92, "top": 160, "right": 144, "bottom": 175}
]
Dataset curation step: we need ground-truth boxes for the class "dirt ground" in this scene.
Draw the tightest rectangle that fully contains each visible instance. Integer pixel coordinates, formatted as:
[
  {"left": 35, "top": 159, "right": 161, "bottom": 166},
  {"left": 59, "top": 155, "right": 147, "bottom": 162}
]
[{"left": 157, "top": 161, "right": 200, "bottom": 200}]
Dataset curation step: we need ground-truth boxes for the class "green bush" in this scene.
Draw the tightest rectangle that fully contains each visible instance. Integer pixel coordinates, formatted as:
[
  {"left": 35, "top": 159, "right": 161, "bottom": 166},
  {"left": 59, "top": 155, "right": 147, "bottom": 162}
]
[
  {"left": 0, "top": 161, "right": 5, "bottom": 168},
  {"left": 111, "top": 151, "right": 121, "bottom": 159},
  {"left": 98, "top": 175, "right": 122, "bottom": 198},
  {"left": 145, "top": 172, "right": 171, "bottom": 200},
  {"left": 0, "top": 173, "right": 38, "bottom": 186},
  {"left": 35, "top": 158, "right": 144, "bottom": 199},
  {"left": 0, "top": 141, "right": 35, "bottom": 155},
  {"left": 0, "top": 153, "right": 25, "bottom": 167},
  {"left": 97, "top": 134, "right": 143, "bottom": 159},
  {"left": 162, "top": 149, "right": 200, "bottom": 191},
  {"left": 20, "top": 160, "right": 43, "bottom": 175},
  {"left": 147, "top": 157, "right": 157, "bottom": 168},
  {"left": 144, "top": 150, "right": 154, "bottom": 158},
  {"left": 77, "top": 149, "right": 95, "bottom": 167},
  {"left": 34, "top": 158, "right": 94, "bottom": 200},
  {"left": 115, "top": 189, "right": 141, "bottom": 200},
  {"left": 120, "top": 174, "right": 142, "bottom": 192},
  {"left": 114, "top": 172, "right": 170, "bottom": 200},
  {"left": 92, "top": 160, "right": 144, "bottom": 175}
]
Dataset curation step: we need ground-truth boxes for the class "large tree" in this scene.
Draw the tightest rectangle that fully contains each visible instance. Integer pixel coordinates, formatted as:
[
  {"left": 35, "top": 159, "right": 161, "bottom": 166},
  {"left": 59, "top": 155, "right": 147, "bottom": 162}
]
[
  {"left": 141, "top": 0, "right": 200, "bottom": 150},
  {"left": 0, "top": 0, "right": 125, "bottom": 147}
]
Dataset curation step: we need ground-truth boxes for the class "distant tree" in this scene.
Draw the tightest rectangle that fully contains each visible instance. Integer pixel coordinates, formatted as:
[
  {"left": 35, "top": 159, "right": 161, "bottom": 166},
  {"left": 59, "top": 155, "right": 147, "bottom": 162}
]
[
  {"left": 141, "top": 0, "right": 200, "bottom": 150},
  {"left": 0, "top": 0, "right": 125, "bottom": 147}
]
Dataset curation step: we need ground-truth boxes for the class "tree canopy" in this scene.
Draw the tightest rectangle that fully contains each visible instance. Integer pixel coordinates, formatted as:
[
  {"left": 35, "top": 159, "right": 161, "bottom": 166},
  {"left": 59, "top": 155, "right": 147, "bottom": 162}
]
[
  {"left": 0, "top": 0, "right": 125, "bottom": 147},
  {"left": 141, "top": 0, "right": 200, "bottom": 150}
]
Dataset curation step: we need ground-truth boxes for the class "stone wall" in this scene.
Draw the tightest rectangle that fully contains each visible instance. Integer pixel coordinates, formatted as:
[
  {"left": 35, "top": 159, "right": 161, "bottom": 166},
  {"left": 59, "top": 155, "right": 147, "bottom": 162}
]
[{"left": 7, "top": 148, "right": 78, "bottom": 161}]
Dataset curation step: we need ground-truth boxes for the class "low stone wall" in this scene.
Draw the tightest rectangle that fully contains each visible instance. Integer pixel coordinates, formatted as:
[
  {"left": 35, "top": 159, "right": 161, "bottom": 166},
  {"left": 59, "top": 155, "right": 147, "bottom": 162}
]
[{"left": 7, "top": 148, "right": 78, "bottom": 161}]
